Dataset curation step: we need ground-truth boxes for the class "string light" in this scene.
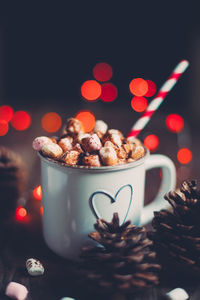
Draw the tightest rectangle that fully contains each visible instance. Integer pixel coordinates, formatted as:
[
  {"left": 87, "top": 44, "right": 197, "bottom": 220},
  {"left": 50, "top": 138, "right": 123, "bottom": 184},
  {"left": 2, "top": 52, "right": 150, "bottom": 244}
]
[
  {"left": 129, "top": 78, "right": 148, "bottom": 96},
  {"left": 144, "top": 134, "right": 159, "bottom": 152},
  {"left": 166, "top": 114, "right": 184, "bottom": 133},
  {"left": 41, "top": 112, "right": 62, "bottom": 133},
  {"left": 15, "top": 206, "right": 27, "bottom": 221},
  {"left": 11, "top": 111, "right": 31, "bottom": 131},
  {"left": 177, "top": 148, "right": 192, "bottom": 164},
  {"left": 93, "top": 62, "right": 113, "bottom": 82},
  {"left": 33, "top": 185, "right": 42, "bottom": 200},
  {"left": 100, "top": 83, "right": 118, "bottom": 102},
  {"left": 131, "top": 96, "right": 147, "bottom": 112},
  {"left": 0, "top": 105, "right": 14, "bottom": 122},
  {"left": 75, "top": 110, "right": 95, "bottom": 132},
  {"left": 0, "top": 120, "right": 9, "bottom": 136},
  {"left": 81, "top": 80, "right": 101, "bottom": 101},
  {"left": 145, "top": 80, "right": 157, "bottom": 97}
]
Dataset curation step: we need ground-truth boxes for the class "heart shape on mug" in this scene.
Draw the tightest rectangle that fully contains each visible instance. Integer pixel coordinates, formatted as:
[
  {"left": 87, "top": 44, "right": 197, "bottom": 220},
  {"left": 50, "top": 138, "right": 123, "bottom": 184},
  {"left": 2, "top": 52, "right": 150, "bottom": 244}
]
[{"left": 89, "top": 184, "right": 133, "bottom": 224}]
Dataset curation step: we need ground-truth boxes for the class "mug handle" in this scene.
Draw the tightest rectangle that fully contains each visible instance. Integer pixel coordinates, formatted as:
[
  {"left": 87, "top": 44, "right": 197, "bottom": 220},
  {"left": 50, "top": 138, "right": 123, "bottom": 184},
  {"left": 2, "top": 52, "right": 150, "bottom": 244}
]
[{"left": 140, "top": 154, "right": 176, "bottom": 226}]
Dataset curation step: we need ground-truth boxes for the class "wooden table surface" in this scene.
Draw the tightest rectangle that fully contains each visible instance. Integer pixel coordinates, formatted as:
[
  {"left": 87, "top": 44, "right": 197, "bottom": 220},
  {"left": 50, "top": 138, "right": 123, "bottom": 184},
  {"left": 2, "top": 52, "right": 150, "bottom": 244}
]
[{"left": 0, "top": 221, "right": 200, "bottom": 300}]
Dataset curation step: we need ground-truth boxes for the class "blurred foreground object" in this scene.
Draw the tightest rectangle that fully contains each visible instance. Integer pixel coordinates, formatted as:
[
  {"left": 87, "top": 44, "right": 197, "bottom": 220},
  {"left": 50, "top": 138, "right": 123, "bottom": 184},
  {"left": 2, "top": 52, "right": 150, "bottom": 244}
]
[{"left": 0, "top": 146, "right": 26, "bottom": 223}]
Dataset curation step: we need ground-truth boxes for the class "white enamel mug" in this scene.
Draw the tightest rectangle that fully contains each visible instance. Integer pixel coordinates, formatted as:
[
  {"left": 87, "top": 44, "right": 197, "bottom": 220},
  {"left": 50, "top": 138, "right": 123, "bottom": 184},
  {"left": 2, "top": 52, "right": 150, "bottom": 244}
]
[{"left": 39, "top": 149, "right": 176, "bottom": 260}]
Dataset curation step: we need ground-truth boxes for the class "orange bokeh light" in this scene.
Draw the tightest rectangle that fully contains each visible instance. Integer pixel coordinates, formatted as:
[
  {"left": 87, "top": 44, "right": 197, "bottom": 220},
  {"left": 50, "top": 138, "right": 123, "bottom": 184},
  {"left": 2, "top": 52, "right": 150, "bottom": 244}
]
[
  {"left": 0, "top": 120, "right": 9, "bottom": 136},
  {"left": 100, "top": 83, "right": 118, "bottom": 102},
  {"left": 131, "top": 96, "right": 148, "bottom": 112},
  {"left": 177, "top": 148, "right": 192, "bottom": 164},
  {"left": 145, "top": 80, "right": 157, "bottom": 97},
  {"left": 166, "top": 114, "right": 184, "bottom": 133},
  {"left": 144, "top": 134, "right": 159, "bottom": 152},
  {"left": 81, "top": 80, "right": 102, "bottom": 101},
  {"left": 75, "top": 110, "right": 95, "bottom": 132},
  {"left": 0, "top": 105, "right": 14, "bottom": 122},
  {"left": 93, "top": 62, "right": 113, "bottom": 82},
  {"left": 40, "top": 206, "right": 44, "bottom": 215},
  {"left": 11, "top": 111, "right": 31, "bottom": 131},
  {"left": 15, "top": 206, "right": 27, "bottom": 221},
  {"left": 129, "top": 78, "right": 148, "bottom": 96},
  {"left": 42, "top": 112, "right": 62, "bottom": 133},
  {"left": 33, "top": 185, "right": 42, "bottom": 200}
]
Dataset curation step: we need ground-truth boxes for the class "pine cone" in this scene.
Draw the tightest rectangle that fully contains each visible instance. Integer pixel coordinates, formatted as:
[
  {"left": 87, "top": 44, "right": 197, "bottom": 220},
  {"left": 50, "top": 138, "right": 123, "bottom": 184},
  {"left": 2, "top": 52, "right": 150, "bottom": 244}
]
[
  {"left": 0, "top": 146, "right": 26, "bottom": 222},
  {"left": 79, "top": 213, "right": 161, "bottom": 295},
  {"left": 149, "top": 179, "right": 200, "bottom": 280}
]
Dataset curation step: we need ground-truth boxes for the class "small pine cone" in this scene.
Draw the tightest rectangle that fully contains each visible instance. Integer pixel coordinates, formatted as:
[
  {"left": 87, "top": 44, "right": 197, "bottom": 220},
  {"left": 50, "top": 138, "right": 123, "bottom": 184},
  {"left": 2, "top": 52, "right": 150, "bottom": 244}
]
[
  {"left": 78, "top": 213, "right": 161, "bottom": 295},
  {"left": 0, "top": 146, "right": 26, "bottom": 222},
  {"left": 149, "top": 179, "right": 200, "bottom": 281}
]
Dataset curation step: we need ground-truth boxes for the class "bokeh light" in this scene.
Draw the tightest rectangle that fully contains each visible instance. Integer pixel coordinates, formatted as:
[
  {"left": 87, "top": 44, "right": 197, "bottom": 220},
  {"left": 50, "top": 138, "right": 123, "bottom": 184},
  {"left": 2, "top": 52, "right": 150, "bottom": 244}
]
[
  {"left": 81, "top": 80, "right": 102, "bottom": 101},
  {"left": 11, "top": 111, "right": 31, "bottom": 131},
  {"left": 93, "top": 62, "right": 113, "bottom": 82},
  {"left": 129, "top": 78, "right": 148, "bottom": 96},
  {"left": 145, "top": 80, "right": 157, "bottom": 97},
  {"left": 144, "top": 134, "right": 159, "bottom": 152},
  {"left": 177, "top": 148, "right": 192, "bottom": 164},
  {"left": 131, "top": 96, "right": 148, "bottom": 112},
  {"left": 33, "top": 185, "right": 42, "bottom": 201},
  {"left": 0, "top": 120, "right": 9, "bottom": 136},
  {"left": 100, "top": 83, "right": 118, "bottom": 102},
  {"left": 15, "top": 206, "right": 27, "bottom": 221},
  {"left": 40, "top": 206, "right": 44, "bottom": 215},
  {"left": 166, "top": 114, "right": 184, "bottom": 133},
  {"left": 41, "top": 112, "right": 62, "bottom": 133},
  {"left": 75, "top": 110, "right": 95, "bottom": 132},
  {"left": 0, "top": 105, "right": 14, "bottom": 122}
]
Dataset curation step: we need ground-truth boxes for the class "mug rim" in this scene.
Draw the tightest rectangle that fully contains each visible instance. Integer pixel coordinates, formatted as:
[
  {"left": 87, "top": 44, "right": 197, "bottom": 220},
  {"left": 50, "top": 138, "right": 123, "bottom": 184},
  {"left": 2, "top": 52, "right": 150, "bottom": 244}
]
[{"left": 38, "top": 147, "right": 150, "bottom": 173}]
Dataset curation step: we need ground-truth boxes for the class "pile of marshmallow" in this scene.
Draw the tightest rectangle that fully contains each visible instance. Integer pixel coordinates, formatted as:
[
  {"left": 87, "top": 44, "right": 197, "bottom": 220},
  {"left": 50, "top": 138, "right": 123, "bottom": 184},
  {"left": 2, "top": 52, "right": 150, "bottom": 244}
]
[{"left": 32, "top": 118, "right": 146, "bottom": 167}]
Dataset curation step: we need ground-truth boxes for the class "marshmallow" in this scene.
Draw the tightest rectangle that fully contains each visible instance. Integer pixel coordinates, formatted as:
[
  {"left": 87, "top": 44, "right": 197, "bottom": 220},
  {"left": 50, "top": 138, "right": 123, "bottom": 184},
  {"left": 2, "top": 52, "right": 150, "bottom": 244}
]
[
  {"left": 41, "top": 143, "right": 63, "bottom": 159},
  {"left": 127, "top": 136, "right": 142, "bottom": 146},
  {"left": 94, "top": 120, "right": 108, "bottom": 135},
  {"left": 26, "top": 258, "right": 44, "bottom": 276},
  {"left": 73, "top": 143, "right": 83, "bottom": 153},
  {"left": 58, "top": 138, "right": 73, "bottom": 152},
  {"left": 82, "top": 154, "right": 101, "bottom": 167},
  {"left": 5, "top": 282, "right": 28, "bottom": 300},
  {"left": 122, "top": 141, "right": 136, "bottom": 155},
  {"left": 115, "top": 146, "right": 127, "bottom": 159},
  {"left": 66, "top": 118, "right": 84, "bottom": 135},
  {"left": 32, "top": 136, "right": 53, "bottom": 151},
  {"left": 99, "top": 146, "right": 118, "bottom": 166},
  {"left": 81, "top": 134, "right": 102, "bottom": 153},
  {"left": 62, "top": 150, "right": 80, "bottom": 165},
  {"left": 76, "top": 132, "right": 90, "bottom": 144},
  {"left": 166, "top": 288, "right": 189, "bottom": 300},
  {"left": 130, "top": 146, "right": 145, "bottom": 160},
  {"left": 108, "top": 129, "right": 123, "bottom": 138}
]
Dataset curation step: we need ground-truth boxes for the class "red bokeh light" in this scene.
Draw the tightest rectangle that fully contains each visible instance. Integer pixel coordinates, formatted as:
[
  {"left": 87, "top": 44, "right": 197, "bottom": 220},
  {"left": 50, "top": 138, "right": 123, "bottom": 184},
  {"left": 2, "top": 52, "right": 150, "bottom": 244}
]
[
  {"left": 93, "top": 62, "right": 113, "bottom": 82},
  {"left": 75, "top": 110, "right": 95, "bottom": 132},
  {"left": 33, "top": 185, "right": 42, "bottom": 200},
  {"left": 129, "top": 78, "right": 148, "bottom": 96},
  {"left": 40, "top": 206, "right": 44, "bottom": 215},
  {"left": 15, "top": 206, "right": 27, "bottom": 221},
  {"left": 81, "top": 80, "right": 102, "bottom": 101},
  {"left": 0, "top": 120, "right": 9, "bottom": 136},
  {"left": 41, "top": 112, "right": 62, "bottom": 133},
  {"left": 100, "top": 83, "right": 118, "bottom": 102},
  {"left": 0, "top": 105, "right": 14, "bottom": 122},
  {"left": 131, "top": 96, "right": 148, "bottom": 112},
  {"left": 11, "top": 111, "right": 31, "bottom": 131},
  {"left": 145, "top": 80, "right": 157, "bottom": 97},
  {"left": 166, "top": 114, "right": 184, "bottom": 133},
  {"left": 144, "top": 134, "right": 159, "bottom": 152},
  {"left": 177, "top": 148, "right": 192, "bottom": 164}
]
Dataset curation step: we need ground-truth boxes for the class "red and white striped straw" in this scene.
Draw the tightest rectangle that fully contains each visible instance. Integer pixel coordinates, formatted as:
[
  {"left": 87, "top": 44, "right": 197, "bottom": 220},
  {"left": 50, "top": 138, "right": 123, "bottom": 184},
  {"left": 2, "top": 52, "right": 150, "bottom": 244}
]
[{"left": 128, "top": 59, "right": 189, "bottom": 138}]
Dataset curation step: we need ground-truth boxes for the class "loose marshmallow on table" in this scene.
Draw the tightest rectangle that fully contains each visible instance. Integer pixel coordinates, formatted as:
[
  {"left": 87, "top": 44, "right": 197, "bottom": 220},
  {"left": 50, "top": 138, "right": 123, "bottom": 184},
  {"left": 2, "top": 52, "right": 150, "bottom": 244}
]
[
  {"left": 5, "top": 282, "right": 28, "bottom": 300},
  {"left": 41, "top": 143, "right": 63, "bottom": 159},
  {"left": 82, "top": 154, "right": 101, "bottom": 167},
  {"left": 99, "top": 146, "right": 118, "bottom": 166},
  {"left": 81, "top": 134, "right": 102, "bottom": 153},
  {"left": 32, "top": 136, "right": 53, "bottom": 151},
  {"left": 26, "top": 258, "right": 44, "bottom": 276},
  {"left": 58, "top": 137, "right": 73, "bottom": 152},
  {"left": 166, "top": 288, "right": 189, "bottom": 300},
  {"left": 94, "top": 120, "right": 108, "bottom": 135}
]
